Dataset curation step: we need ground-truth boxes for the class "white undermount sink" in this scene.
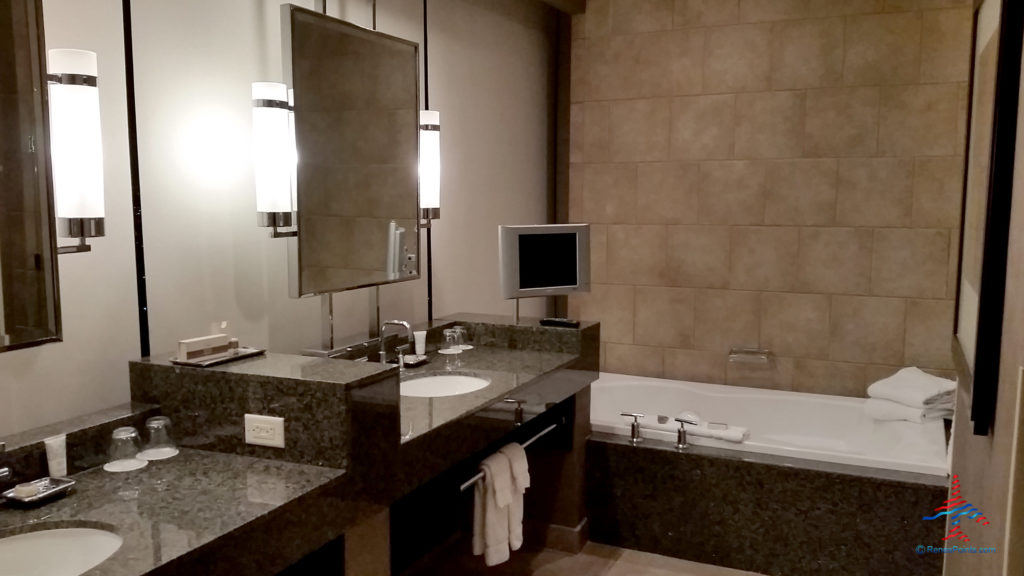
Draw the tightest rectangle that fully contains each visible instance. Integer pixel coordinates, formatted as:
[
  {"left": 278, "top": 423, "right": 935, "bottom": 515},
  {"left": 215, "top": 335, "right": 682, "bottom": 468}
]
[
  {"left": 0, "top": 528, "right": 122, "bottom": 576},
  {"left": 401, "top": 374, "right": 491, "bottom": 398}
]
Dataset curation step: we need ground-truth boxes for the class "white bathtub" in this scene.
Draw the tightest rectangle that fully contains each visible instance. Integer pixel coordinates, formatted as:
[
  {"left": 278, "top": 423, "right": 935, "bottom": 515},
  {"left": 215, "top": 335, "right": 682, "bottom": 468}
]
[{"left": 591, "top": 372, "right": 949, "bottom": 476}]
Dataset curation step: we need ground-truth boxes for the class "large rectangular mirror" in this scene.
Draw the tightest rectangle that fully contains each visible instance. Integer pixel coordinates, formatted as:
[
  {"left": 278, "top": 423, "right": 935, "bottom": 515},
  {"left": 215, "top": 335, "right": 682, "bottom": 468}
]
[
  {"left": 0, "top": 0, "right": 61, "bottom": 352},
  {"left": 284, "top": 5, "right": 420, "bottom": 298}
]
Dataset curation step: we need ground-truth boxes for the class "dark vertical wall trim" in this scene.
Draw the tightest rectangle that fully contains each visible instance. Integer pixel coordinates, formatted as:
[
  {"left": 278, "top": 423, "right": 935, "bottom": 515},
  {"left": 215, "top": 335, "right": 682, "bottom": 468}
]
[
  {"left": 423, "top": 0, "right": 429, "bottom": 111},
  {"left": 122, "top": 0, "right": 150, "bottom": 357},
  {"left": 424, "top": 0, "right": 433, "bottom": 323},
  {"left": 552, "top": 12, "right": 572, "bottom": 318}
]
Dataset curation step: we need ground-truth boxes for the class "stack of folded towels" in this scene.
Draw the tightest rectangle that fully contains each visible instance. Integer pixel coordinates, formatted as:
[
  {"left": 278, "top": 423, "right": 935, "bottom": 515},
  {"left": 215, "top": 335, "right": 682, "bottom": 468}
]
[{"left": 864, "top": 367, "right": 955, "bottom": 423}]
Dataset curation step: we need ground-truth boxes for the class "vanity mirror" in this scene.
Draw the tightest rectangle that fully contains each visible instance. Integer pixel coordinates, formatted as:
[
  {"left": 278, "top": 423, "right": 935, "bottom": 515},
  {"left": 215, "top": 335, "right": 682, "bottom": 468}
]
[
  {"left": 0, "top": 0, "right": 62, "bottom": 352},
  {"left": 283, "top": 5, "right": 421, "bottom": 298}
]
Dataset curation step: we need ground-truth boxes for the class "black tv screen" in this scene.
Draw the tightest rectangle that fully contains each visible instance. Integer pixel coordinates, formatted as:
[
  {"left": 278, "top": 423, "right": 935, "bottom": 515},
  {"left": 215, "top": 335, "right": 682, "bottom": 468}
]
[{"left": 518, "top": 233, "right": 578, "bottom": 290}]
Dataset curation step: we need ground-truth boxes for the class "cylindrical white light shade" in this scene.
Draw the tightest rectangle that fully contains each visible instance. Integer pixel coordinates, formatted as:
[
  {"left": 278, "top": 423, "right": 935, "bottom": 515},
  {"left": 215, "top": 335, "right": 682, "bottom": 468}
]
[
  {"left": 48, "top": 49, "right": 104, "bottom": 220},
  {"left": 419, "top": 110, "right": 441, "bottom": 213},
  {"left": 252, "top": 82, "right": 295, "bottom": 215}
]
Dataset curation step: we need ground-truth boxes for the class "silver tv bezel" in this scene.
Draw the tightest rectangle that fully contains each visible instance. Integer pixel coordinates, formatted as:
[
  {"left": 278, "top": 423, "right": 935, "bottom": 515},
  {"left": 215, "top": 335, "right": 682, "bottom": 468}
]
[{"left": 499, "top": 224, "right": 591, "bottom": 300}]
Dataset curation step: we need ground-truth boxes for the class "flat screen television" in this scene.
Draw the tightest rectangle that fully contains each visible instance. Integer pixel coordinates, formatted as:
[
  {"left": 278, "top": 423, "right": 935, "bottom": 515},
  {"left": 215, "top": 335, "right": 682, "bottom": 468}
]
[{"left": 499, "top": 224, "right": 590, "bottom": 299}]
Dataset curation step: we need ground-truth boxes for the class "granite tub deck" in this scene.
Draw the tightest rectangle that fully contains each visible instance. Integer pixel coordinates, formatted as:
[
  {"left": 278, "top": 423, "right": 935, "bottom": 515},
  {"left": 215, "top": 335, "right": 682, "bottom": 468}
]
[
  {"left": 587, "top": 433, "right": 947, "bottom": 576},
  {"left": 0, "top": 449, "right": 346, "bottom": 576}
]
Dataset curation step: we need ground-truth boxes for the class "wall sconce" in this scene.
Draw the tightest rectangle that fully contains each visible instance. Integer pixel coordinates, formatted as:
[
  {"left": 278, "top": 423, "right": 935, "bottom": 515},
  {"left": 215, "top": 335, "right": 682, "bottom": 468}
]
[
  {"left": 252, "top": 81, "right": 297, "bottom": 238},
  {"left": 419, "top": 110, "right": 440, "bottom": 223},
  {"left": 48, "top": 49, "right": 104, "bottom": 255}
]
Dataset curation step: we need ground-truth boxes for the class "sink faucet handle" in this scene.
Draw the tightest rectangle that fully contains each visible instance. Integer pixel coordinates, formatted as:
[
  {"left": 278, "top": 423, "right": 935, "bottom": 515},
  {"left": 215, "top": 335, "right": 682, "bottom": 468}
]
[
  {"left": 674, "top": 416, "right": 698, "bottom": 426},
  {"left": 620, "top": 412, "right": 645, "bottom": 421},
  {"left": 0, "top": 467, "right": 11, "bottom": 482},
  {"left": 395, "top": 343, "right": 411, "bottom": 369}
]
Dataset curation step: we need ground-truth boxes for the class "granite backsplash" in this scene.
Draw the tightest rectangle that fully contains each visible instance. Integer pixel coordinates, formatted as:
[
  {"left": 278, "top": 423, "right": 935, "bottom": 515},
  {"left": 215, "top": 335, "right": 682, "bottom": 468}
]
[
  {"left": 129, "top": 353, "right": 398, "bottom": 470},
  {"left": 0, "top": 403, "right": 159, "bottom": 490}
]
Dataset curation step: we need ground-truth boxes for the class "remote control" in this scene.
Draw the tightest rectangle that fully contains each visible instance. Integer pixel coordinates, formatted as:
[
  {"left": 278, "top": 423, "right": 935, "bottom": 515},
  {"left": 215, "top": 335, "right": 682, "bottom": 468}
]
[{"left": 540, "top": 317, "right": 581, "bottom": 328}]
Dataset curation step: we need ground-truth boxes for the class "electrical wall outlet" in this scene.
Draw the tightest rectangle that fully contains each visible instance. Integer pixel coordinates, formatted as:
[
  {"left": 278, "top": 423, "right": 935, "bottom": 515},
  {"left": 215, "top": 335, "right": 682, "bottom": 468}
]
[{"left": 244, "top": 414, "right": 285, "bottom": 448}]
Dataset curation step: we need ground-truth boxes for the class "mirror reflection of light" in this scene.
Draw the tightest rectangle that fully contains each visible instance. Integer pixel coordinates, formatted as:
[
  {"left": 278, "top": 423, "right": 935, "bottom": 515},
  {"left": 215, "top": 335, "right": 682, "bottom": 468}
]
[{"left": 175, "top": 108, "right": 248, "bottom": 190}]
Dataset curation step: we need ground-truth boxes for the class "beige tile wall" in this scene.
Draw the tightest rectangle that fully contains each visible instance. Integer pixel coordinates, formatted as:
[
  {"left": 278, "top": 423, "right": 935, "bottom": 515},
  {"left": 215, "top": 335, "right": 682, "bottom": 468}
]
[{"left": 567, "top": 0, "right": 971, "bottom": 396}]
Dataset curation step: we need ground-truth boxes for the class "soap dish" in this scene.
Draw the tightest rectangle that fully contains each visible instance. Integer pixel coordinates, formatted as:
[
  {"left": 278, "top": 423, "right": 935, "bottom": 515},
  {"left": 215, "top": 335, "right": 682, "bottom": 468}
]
[
  {"left": 402, "top": 354, "right": 430, "bottom": 368},
  {"left": 2, "top": 477, "right": 76, "bottom": 506}
]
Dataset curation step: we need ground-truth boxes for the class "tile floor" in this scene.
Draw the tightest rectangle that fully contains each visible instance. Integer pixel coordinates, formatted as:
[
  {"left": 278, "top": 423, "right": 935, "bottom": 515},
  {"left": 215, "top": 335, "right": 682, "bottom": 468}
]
[{"left": 407, "top": 541, "right": 767, "bottom": 576}]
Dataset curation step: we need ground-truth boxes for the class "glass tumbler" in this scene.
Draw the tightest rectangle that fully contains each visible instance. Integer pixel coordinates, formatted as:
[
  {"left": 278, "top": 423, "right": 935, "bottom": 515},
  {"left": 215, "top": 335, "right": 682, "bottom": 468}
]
[
  {"left": 453, "top": 326, "right": 471, "bottom": 351},
  {"left": 441, "top": 328, "right": 462, "bottom": 354},
  {"left": 139, "top": 416, "right": 179, "bottom": 461},
  {"left": 104, "top": 426, "right": 148, "bottom": 473}
]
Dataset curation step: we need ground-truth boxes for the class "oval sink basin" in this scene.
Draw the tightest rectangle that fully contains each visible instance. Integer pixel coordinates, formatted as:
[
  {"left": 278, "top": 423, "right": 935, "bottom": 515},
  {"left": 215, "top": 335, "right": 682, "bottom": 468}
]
[
  {"left": 401, "top": 374, "right": 490, "bottom": 397},
  {"left": 0, "top": 528, "right": 122, "bottom": 576}
]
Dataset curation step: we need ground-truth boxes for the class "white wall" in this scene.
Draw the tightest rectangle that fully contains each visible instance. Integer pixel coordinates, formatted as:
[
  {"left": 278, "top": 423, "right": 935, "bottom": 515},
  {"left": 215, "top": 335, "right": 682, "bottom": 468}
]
[
  {"left": 421, "top": 0, "right": 554, "bottom": 319},
  {"left": 0, "top": 0, "right": 138, "bottom": 437}
]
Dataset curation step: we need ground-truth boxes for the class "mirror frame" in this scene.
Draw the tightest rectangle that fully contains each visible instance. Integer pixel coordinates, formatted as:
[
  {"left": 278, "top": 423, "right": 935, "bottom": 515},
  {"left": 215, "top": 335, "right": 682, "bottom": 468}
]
[
  {"left": 282, "top": 4, "right": 422, "bottom": 298},
  {"left": 952, "top": 0, "right": 1023, "bottom": 436},
  {"left": 0, "top": 0, "right": 62, "bottom": 353}
]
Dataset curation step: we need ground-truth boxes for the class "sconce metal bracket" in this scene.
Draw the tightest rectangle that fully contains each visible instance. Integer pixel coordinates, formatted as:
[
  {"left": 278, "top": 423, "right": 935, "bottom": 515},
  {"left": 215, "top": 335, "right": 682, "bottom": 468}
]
[
  {"left": 419, "top": 207, "right": 440, "bottom": 224},
  {"left": 259, "top": 211, "right": 297, "bottom": 238},
  {"left": 56, "top": 217, "right": 104, "bottom": 255},
  {"left": 57, "top": 238, "right": 92, "bottom": 255},
  {"left": 271, "top": 226, "right": 297, "bottom": 239}
]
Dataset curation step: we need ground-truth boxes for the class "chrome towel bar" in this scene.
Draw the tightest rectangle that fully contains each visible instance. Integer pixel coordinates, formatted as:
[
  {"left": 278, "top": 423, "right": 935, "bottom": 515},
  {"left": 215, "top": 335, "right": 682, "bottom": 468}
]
[{"left": 458, "top": 423, "right": 559, "bottom": 492}]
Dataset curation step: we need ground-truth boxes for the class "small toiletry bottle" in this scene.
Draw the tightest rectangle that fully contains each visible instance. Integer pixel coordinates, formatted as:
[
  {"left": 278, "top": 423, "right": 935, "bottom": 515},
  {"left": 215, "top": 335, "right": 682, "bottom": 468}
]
[{"left": 44, "top": 434, "right": 67, "bottom": 477}]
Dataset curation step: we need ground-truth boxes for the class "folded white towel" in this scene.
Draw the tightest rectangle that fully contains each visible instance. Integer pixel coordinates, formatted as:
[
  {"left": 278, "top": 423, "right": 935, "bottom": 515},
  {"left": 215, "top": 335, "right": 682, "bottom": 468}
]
[
  {"left": 865, "top": 398, "right": 953, "bottom": 423},
  {"left": 685, "top": 423, "right": 749, "bottom": 443},
  {"left": 498, "top": 443, "right": 530, "bottom": 551},
  {"left": 867, "top": 367, "right": 956, "bottom": 408},
  {"left": 472, "top": 452, "right": 514, "bottom": 566}
]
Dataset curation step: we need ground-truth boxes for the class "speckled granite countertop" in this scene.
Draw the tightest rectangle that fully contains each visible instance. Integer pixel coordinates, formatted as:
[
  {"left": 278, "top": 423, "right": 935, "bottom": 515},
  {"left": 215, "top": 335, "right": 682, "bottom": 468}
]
[
  {"left": 399, "top": 346, "right": 578, "bottom": 441},
  {"left": 0, "top": 449, "right": 343, "bottom": 576},
  {"left": 137, "top": 351, "right": 396, "bottom": 387}
]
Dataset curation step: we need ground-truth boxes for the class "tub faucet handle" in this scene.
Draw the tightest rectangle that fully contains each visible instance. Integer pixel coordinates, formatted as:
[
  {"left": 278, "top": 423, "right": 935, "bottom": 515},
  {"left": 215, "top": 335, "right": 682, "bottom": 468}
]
[
  {"left": 674, "top": 416, "right": 698, "bottom": 451},
  {"left": 620, "top": 413, "right": 645, "bottom": 445}
]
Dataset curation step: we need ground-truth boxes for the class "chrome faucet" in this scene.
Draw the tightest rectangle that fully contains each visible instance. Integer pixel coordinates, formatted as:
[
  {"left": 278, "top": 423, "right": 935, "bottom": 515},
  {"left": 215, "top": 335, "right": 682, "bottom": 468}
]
[
  {"left": 675, "top": 416, "right": 699, "bottom": 450},
  {"left": 379, "top": 320, "right": 414, "bottom": 366},
  {"left": 621, "top": 412, "right": 645, "bottom": 445}
]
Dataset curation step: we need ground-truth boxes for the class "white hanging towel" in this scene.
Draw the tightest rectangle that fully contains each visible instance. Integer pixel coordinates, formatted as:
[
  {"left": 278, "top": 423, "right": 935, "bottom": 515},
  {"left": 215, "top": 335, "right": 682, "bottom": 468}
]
[
  {"left": 498, "top": 443, "right": 531, "bottom": 551},
  {"left": 472, "top": 452, "right": 514, "bottom": 566}
]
